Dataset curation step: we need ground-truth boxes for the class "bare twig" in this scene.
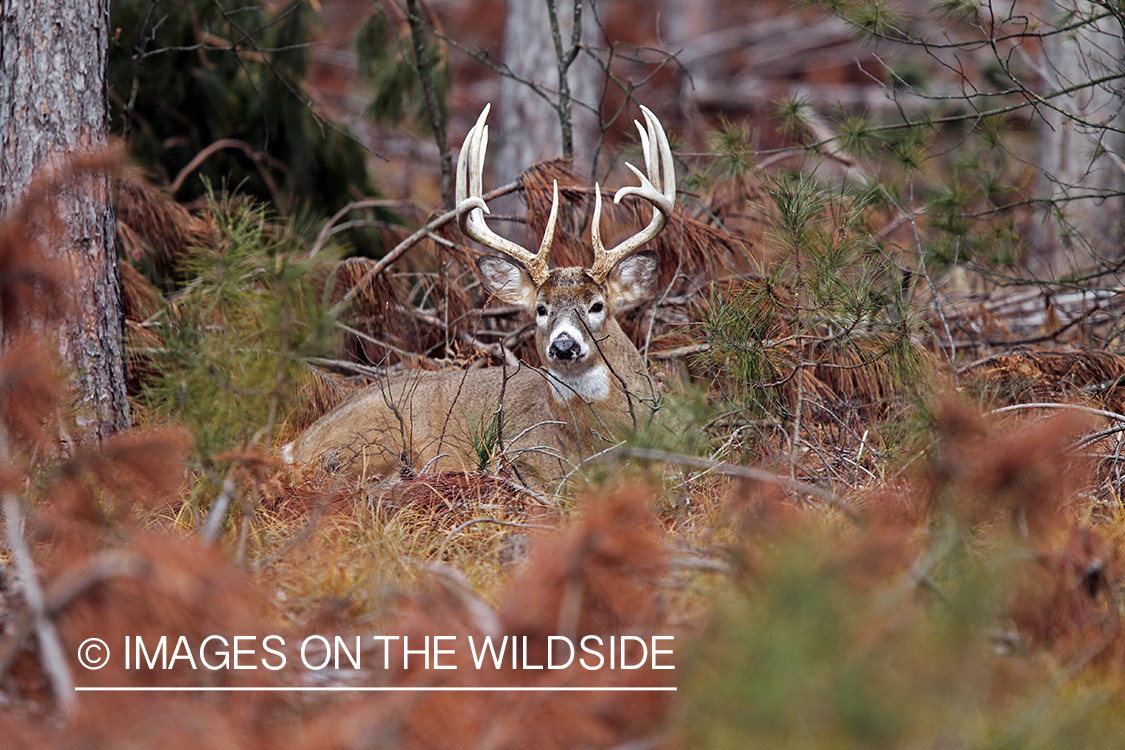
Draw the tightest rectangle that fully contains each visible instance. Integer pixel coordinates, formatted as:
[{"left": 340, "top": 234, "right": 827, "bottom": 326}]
[
  {"left": 401, "top": 304, "right": 520, "bottom": 367},
  {"left": 0, "top": 550, "right": 147, "bottom": 689},
  {"left": 2, "top": 494, "right": 75, "bottom": 716},
  {"left": 309, "top": 198, "right": 416, "bottom": 257},
  {"left": 404, "top": 0, "right": 454, "bottom": 208},
  {"left": 545, "top": 0, "right": 585, "bottom": 157},
  {"left": 168, "top": 138, "right": 294, "bottom": 212},
  {"left": 201, "top": 465, "right": 239, "bottom": 543}
]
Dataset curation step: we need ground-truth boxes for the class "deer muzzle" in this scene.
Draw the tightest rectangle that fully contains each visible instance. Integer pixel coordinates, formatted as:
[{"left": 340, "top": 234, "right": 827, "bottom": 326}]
[{"left": 548, "top": 333, "right": 582, "bottom": 361}]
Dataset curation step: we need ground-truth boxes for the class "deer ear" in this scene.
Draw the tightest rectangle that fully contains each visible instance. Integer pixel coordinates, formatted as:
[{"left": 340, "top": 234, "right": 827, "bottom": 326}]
[
  {"left": 605, "top": 250, "right": 658, "bottom": 304},
  {"left": 478, "top": 255, "right": 538, "bottom": 308}
]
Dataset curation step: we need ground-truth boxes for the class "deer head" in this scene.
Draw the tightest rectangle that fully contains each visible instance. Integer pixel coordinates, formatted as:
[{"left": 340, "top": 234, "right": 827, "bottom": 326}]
[{"left": 455, "top": 104, "right": 676, "bottom": 404}]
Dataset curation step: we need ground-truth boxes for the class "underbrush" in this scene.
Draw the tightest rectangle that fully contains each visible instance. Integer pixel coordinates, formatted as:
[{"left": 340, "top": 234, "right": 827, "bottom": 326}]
[{"left": 4, "top": 154, "right": 1125, "bottom": 750}]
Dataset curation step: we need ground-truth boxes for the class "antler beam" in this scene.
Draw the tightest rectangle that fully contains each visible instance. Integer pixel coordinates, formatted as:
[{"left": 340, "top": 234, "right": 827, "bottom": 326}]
[
  {"left": 588, "top": 106, "right": 676, "bottom": 284},
  {"left": 455, "top": 104, "right": 558, "bottom": 287}
]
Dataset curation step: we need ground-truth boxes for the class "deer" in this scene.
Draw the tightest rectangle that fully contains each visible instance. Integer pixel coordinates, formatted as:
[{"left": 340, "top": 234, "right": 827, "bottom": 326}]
[{"left": 284, "top": 103, "right": 676, "bottom": 489}]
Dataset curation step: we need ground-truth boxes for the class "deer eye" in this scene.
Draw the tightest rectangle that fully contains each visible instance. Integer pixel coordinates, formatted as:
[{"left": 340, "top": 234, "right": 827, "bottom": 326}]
[
  {"left": 589, "top": 302, "right": 604, "bottom": 314},
  {"left": 536, "top": 305, "right": 548, "bottom": 317}
]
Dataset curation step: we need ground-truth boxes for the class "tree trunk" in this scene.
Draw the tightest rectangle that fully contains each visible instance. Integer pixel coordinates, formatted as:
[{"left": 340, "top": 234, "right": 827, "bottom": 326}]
[
  {"left": 0, "top": 0, "right": 131, "bottom": 440},
  {"left": 1029, "top": 0, "right": 1125, "bottom": 279},
  {"left": 660, "top": 0, "right": 713, "bottom": 47},
  {"left": 498, "top": 0, "right": 600, "bottom": 190}
]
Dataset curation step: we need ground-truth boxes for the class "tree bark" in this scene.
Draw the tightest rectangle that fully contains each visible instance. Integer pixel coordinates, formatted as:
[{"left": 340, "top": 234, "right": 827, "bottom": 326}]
[
  {"left": 498, "top": 0, "right": 600, "bottom": 188},
  {"left": 1030, "top": 0, "right": 1125, "bottom": 279},
  {"left": 0, "top": 0, "right": 131, "bottom": 440}
]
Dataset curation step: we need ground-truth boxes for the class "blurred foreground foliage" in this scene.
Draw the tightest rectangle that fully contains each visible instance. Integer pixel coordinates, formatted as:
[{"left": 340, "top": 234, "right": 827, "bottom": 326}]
[
  {"left": 682, "top": 404, "right": 1125, "bottom": 750},
  {"left": 685, "top": 531, "right": 1125, "bottom": 750}
]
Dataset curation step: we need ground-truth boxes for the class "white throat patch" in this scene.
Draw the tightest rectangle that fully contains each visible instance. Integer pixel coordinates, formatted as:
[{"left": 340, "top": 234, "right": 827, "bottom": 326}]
[{"left": 547, "top": 364, "right": 610, "bottom": 403}]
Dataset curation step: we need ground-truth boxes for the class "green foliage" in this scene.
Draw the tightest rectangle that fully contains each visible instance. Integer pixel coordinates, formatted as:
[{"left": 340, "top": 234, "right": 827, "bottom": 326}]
[
  {"left": 109, "top": 0, "right": 378, "bottom": 232},
  {"left": 470, "top": 408, "right": 506, "bottom": 473},
  {"left": 701, "top": 280, "right": 787, "bottom": 412},
  {"left": 973, "top": 113, "right": 1013, "bottom": 151},
  {"left": 789, "top": 0, "right": 1047, "bottom": 277},
  {"left": 930, "top": 180, "right": 975, "bottom": 236},
  {"left": 680, "top": 165, "right": 715, "bottom": 195},
  {"left": 776, "top": 96, "right": 814, "bottom": 139},
  {"left": 885, "top": 58, "right": 930, "bottom": 90},
  {"left": 355, "top": 7, "right": 451, "bottom": 133},
  {"left": 709, "top": 116, "right": 757, "bottom": 180},
  {"left": 921, "top": 139, "right": 1023, "bottom": 270},
  {"left": 929, "top": 0, "right": 982, "bottom": 24},
  {"left": 837, "top": 116, "right": 879, "bottom": 159},
  {"left": 684, "top": 545, "right": 920, "bottom": 749},
  {"left": 626, "top": 382, "right": 718, "bottom": 458},
  {"left": 843, "top": 0, "right": 907, "bottom": 36},
  {"left": 703, "top": 174, "right": 924, "bottom": 424},
  {"left": 885, "top": 125, "right": 930, "bottom": 171},
  {"left": 138, "top": 197, "right": 339, "bottom": 463}
]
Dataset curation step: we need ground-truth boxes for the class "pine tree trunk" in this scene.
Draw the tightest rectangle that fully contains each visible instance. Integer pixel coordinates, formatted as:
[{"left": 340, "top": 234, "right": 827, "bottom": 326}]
[
  {"left": 1029, "top": 0, "right": 1125, "bottom": 279},
  {"left": 0, "top": 0, "right": 131, "bottom": 440}
]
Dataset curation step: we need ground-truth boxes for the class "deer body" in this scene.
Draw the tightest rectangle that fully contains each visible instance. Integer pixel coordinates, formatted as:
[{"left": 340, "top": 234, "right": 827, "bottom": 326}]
[{"left": 286, "top": 104, "right": 674, "bottom": 488}]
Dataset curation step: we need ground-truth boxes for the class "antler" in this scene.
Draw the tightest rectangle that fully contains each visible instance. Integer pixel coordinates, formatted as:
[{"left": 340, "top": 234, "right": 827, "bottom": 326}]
[
  {"left": 588, "top": 105, "right": 676, "bottom": 284},
  {"left": 455, "top": 104, "right": 559, "bottom": 287}
]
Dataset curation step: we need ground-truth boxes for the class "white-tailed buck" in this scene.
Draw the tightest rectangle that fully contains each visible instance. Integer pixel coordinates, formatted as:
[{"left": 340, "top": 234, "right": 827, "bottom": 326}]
[{"left": 286, "top": 104, "right": 675, "bottom": 487}]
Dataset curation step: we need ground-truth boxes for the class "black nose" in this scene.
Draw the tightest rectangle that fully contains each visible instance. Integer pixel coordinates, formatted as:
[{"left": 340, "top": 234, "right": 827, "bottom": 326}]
[{"left": 549, "top": 335, "right": 580, "bottom": 360}]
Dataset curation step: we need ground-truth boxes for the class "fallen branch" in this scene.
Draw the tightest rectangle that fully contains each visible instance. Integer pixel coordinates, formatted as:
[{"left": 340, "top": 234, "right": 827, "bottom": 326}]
[
  {"left": 650, "top": 342, "right": 712, "bottom": 360},
  {"left": 989, "top": 402, "right": 1125, "bottom": 425}
]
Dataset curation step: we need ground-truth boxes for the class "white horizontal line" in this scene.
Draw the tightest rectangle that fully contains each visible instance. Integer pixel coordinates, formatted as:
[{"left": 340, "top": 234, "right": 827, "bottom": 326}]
[{"left": 75, "top": 686, "right": 676, "bottom": 692}]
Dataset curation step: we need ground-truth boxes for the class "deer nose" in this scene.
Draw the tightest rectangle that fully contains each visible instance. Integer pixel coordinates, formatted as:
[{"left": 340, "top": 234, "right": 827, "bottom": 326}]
[{"left": 549, "top": 335, "right": 580, "bottom": 360}]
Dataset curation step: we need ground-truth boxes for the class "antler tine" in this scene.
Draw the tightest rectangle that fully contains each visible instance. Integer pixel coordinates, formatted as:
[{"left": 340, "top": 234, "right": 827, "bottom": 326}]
[
  {"left": 588, "top": 105, "right": 676, "bottom": 283},
  {"left": 455, "top": 104, "right": 554, "bottom": 286}
]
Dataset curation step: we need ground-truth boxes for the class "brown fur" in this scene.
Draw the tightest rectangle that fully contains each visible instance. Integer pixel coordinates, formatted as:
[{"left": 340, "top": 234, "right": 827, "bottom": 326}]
[{"left": 287, "top": 260, "right": 660, "bottom": 488}]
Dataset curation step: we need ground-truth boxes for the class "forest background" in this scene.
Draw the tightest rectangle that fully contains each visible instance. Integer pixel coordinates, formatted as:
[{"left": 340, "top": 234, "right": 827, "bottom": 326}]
[{"left": 1, "top": 0, "right": 1125, "bottom": 746}]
